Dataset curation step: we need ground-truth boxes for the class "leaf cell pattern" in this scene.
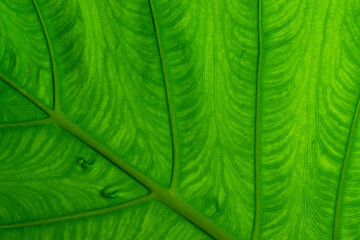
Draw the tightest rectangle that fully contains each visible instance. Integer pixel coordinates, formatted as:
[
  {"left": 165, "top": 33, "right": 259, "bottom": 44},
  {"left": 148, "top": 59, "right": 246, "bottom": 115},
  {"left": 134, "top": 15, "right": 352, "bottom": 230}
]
[{"left": 0, "top": 0, "right": 359, "bottom": 239}]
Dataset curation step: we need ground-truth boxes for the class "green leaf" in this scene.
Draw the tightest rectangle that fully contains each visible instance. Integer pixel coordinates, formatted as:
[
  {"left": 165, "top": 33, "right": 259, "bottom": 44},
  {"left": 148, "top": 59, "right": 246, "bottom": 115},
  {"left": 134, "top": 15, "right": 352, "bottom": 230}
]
[{"left": 0, "top": 0, "right": 359, "bottom": 239}]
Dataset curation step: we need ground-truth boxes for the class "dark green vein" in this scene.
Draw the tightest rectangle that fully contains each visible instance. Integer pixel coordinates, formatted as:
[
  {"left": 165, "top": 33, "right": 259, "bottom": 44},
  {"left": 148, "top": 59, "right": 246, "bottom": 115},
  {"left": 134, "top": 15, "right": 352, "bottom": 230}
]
[
  {"left": 148, "top": 0, "right": 180, "bottom": 192},
  {"left": 0, "top": 74, "right": 235, "bottom": 240},
  {"left": 0, "top": 194, "right": 154, "bottom": 230},
  {"left": 252, "top": 0, "right": 262, "bottom": 239},
  {"left": 32, "top": 0, "right": 59, "bottom": 111},
  {"left": 332, "top": 95, "right": 360, "bottom": 240}
]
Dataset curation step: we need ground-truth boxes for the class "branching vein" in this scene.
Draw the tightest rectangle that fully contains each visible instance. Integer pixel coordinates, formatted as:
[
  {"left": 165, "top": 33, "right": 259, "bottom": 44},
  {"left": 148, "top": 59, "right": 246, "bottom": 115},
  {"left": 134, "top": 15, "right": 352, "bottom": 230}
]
[
  {"left": 332, "top": 94, "right": 360, "bottom": 240},
  {"left": 32, "top": 0, "right": 60, "bottom": 111},
  {"left": 0, "top": 73, "right": 236, "bottom": 240},
  {"left": 0, "top": 73, "right": 52, "bottom": 115},
  {"left": 0, "top": 1, "right": 238, "bottom": 237},
  {"left": 0, "top": 194, "right": 154, "bottom": 230},
  {"left": 148, "top": 0, "right": 180, "bottom": 192},
  {"left": 0, "top": 118, "right": 52, "bottom": 128}
]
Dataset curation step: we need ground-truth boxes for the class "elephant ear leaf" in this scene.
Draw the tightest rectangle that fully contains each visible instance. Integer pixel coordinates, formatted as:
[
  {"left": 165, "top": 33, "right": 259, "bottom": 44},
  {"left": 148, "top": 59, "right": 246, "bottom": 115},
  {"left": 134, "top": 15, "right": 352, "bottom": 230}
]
[{"left": 0, "top": 0, "right": 360, "bottom": 240}]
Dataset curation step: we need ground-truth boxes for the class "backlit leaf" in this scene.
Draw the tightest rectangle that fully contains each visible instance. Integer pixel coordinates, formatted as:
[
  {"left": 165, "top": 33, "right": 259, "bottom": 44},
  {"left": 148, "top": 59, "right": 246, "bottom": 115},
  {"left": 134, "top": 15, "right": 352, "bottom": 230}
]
[{"left": 0, "top": 0, "right": 359, "bottom": 239}]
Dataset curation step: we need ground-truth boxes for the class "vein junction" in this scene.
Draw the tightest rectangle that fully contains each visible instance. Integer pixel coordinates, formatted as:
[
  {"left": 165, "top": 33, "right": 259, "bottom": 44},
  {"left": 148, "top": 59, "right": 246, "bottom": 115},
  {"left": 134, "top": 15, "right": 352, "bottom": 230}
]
[{"left": 0, "top": 1, "right": 237, "bottom": 239}]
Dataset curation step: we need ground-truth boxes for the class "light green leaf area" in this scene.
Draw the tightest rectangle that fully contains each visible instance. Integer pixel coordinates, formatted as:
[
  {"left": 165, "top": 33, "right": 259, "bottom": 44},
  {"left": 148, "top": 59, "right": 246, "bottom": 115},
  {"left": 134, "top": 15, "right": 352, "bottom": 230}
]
[{"left": 0, "top": 0, "right": 359, "bottom": 239}]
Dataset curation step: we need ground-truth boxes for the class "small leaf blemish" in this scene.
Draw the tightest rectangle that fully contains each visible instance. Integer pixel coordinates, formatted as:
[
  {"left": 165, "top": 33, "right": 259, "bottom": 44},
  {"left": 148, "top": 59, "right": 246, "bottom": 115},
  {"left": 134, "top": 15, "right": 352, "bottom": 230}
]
[
  {"left": 77, "top": 157, "right": 94, "bottom": 169},
  {"left": 101, "top": 186, "right": 122, "bottom": 199}
]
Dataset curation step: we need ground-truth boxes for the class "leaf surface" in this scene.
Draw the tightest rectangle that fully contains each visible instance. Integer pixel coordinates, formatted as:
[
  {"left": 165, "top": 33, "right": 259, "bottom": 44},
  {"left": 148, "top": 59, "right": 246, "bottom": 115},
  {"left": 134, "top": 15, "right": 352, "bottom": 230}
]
[{"left": 0, "top": 0, "right": 359, "bottom": 239}]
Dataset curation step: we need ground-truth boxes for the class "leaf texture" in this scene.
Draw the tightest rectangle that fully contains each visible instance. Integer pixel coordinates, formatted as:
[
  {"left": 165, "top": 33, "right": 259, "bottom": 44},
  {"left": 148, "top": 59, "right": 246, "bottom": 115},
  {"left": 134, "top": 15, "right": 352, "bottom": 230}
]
[{"left": 0, "top": 0, "right": 360, "bottom": 239}]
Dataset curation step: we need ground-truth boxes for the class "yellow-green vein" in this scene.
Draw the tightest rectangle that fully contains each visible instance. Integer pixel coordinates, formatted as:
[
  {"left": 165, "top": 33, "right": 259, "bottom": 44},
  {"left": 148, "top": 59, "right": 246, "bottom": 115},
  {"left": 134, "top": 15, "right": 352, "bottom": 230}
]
[
  {"left": 332, "top": 95, "right": 360, "bottom": 240},
  {"left": 148, "top": 0, "right": 180, "bottom": 192},
  {"left": 32, "top": 0, "right": 60, "bottom": 111},
  {"left": 0, "top": 194, "right": 154, "bottom": 230},
  {"left": 0, "top": 118, "right": 52, "bottom": 128},
  {"left": 0, "top": 73, "right": 52, "bottom": 115}
]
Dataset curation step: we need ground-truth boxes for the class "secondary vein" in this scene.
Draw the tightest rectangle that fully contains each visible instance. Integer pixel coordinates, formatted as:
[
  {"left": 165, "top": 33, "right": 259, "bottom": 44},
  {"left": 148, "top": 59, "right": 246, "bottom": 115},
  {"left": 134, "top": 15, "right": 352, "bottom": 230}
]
[
  {"left": 147, "top": 0, "right": 180, "bottom": 192},
  {"left": 0, "top": 194, "right": 153, "bottom": 230},
  {"left": 332, "top": 94, "right": 360, "bottom": 240},
  {"left": 0, "top": 73, "right": 52, "bottom": 115},
  {"left": 0, "top": 118, "right": 52, "bottom": 128},
  {"left": 32, "top": 0, "right": 60, "bottom": 111},
  {"left": 252, "top": 0, "right": 262, "bottom": 239}
]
